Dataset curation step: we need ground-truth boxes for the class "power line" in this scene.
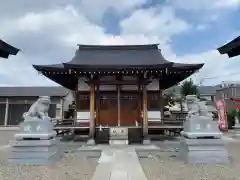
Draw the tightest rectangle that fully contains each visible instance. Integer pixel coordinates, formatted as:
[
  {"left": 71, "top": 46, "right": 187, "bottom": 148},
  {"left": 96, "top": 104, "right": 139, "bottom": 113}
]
[
  {"left": 199, "top": 71, "right": 240, "bottom": 85},
  {"left": 201, "top": 71, "right": 240, "bottom": 80}
]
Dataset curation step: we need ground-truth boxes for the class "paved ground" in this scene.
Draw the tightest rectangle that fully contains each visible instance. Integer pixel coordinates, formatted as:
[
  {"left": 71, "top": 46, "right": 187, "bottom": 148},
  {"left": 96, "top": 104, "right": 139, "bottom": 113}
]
[
  {"left": 91, "top": 146, "right": 147, "bottom": 180},
  {"left": 1, "top": 130, "right": 240, "bottom": 179}
]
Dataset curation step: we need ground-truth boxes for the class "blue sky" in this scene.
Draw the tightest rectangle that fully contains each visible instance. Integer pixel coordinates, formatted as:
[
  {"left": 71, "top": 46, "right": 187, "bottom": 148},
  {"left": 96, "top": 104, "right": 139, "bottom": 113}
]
[{"left": 0, "top": 0, "right": 239, "bottom": 86}]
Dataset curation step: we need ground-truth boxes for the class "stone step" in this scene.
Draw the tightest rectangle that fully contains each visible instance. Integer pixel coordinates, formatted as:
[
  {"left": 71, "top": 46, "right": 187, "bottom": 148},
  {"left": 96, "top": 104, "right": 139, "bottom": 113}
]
[
  {"left": 109, "top": 136, "right": 128, "bottom": 140},
  {"left": 109, "top": 140, "right": 128, "bottom": 145}
]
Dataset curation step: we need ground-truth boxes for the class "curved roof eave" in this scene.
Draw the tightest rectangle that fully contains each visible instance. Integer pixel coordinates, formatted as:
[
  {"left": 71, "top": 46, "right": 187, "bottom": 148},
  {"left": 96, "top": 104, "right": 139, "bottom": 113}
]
[
  {"left": 0, "top": 39, "right": 20, "bottom": 56},
  {"left": 33, "top": 64, "right": 65, "bottom": 71},
  {"left": 160, "top": 71, "right": 198, "bottom": 89},
  {"left": 172, "top": 63, "right": 204, "bottom": 70},
  {"left": 218, "top": 36, "right": 240, "bottom": 54}
]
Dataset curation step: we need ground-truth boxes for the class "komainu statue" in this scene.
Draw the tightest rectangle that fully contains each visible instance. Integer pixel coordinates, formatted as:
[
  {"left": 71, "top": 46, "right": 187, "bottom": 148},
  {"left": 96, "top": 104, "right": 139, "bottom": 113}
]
[
  {"left": 9, "top": 96, "right": 61, "bottom": 165},
  {"left": 186, "top": 95, "right": 200, "bottom": 120},
  {"left": 186, "top": 95, "right": 212, "bottom": 120},
  {"left": 180, "top": 95, "right": 229, "bottom": 164},
  {"left": 23, "top": 96, "right": 51, "bottom": 121}
]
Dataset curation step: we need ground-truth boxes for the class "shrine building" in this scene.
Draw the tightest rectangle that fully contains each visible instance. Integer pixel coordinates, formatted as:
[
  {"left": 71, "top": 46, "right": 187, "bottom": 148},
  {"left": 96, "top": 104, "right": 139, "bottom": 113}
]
[{"left": 33, "top": 44, "right": 204, "bottom": 144}]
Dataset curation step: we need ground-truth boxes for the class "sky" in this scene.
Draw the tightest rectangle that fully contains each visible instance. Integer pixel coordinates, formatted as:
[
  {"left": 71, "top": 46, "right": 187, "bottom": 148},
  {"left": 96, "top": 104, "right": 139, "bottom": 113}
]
[{"left": 0, "top": 0, "right": 239, "bottom": 87}]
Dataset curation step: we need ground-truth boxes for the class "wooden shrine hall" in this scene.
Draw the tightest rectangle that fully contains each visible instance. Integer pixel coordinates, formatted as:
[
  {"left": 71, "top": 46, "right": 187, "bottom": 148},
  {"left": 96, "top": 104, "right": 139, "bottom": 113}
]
[
  {"left": 33, "top": 44, "right": 204, "bottom": 144},
  {"left": 0, "top": 39, "right": 19, "bottom": 59}
]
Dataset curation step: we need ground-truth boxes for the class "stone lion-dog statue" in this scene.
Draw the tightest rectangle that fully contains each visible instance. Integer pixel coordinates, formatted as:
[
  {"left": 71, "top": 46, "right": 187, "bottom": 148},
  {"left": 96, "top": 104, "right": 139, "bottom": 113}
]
[{"left": 23, "top": 96, "right": 51, "bottom": 121}]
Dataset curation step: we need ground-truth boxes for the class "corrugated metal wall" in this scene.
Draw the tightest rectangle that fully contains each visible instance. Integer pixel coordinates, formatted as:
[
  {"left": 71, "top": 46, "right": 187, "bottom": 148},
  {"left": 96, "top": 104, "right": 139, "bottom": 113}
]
[
  {"left": 7, "top": 104, "right": 29, "bottom": 125},
  {"left": 7, "top": 103, "right": 57, "bottom": 125},
  {"left": 0, "top": 104, "right": 5, "bottom": 125}
]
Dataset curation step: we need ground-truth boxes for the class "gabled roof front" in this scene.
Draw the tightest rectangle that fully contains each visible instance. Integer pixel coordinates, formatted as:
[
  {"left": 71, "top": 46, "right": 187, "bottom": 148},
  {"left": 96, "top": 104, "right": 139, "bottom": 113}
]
[
  {"left": 63, "top": 44, "right": 173, "bottom": 68},
  {"left": 217, "top": 36, "right": 240, "bottom": 58},
  {"left": 33, "top": 44, "right": 204, "bottom": 90},
  {"left": 0, "top": 39, "right": 20, "bottom": 59}
]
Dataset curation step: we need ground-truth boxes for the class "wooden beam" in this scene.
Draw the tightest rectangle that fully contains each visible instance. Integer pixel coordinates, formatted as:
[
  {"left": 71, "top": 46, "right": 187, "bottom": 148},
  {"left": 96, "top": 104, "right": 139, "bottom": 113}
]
[{"left": 85, "top": 79, "right": 152, "bottom": 85}]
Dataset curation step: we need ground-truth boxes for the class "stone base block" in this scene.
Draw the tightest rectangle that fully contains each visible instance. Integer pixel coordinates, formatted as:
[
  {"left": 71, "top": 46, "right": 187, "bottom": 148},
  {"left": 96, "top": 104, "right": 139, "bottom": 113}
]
[
  {"left": 86, "top": 139, "right": 96, "bottom": 146},
  {"left": 12, "top": 145, "right": 58, "bottom": 152},
  {"left": 14, "top": 132, "right": 56, "bottom": 141},
  {"left": 8, "top": 152, "right": 60, "bottom": 165},
  {"left": 10, "top": 150, "right": 58, "bottom": 159},
  {"left": 142, "top": 138, "right": 151, "bottom": 145},
  {"left": 180, "top": 138, "right": 229, "bottom": 164},
  {"left": 234, "top": 128, "right": 240, "bottom": 139},
  {"left": 109, "top": 140, "right": 128, "bottom": 145},
  {"left": 13, "top": 138, "right": 58, "bottom": 147},
  {"left": 8, "top": 139, "right": 61, "bottom": 165}
]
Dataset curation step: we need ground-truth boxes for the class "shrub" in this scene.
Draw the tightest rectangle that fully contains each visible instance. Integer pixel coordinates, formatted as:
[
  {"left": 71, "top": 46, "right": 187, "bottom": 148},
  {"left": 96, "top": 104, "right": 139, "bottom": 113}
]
[{"left": 227, "top": 113, "right": 234, "bottom": 129}]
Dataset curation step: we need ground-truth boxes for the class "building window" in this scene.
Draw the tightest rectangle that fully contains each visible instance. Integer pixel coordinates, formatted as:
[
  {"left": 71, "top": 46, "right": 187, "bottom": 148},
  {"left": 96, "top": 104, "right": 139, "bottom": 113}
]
[
  {"left": 147, "top": 92, "right": 160, "bottom": 111},
  {"left": 77, "top": 93, "right": 90, "bottom": 110}
]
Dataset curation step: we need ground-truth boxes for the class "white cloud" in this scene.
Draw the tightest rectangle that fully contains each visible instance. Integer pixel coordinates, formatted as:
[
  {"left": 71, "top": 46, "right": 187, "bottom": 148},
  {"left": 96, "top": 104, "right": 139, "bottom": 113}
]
[
  {"left": 0, "top": 3, "right": 239, "bottom": 87},
  {"left": 120, "top": 7, "right": 191, "bottom": 40},
  {"left": 168, "top": 0, "right": 239, "bottom": 10}
]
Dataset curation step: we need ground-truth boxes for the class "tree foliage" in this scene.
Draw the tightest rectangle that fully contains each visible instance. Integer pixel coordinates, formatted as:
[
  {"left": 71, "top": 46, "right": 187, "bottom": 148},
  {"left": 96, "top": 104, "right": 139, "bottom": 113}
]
[{"left": 180, "top": 79, "right": 199, "bottom": 97}]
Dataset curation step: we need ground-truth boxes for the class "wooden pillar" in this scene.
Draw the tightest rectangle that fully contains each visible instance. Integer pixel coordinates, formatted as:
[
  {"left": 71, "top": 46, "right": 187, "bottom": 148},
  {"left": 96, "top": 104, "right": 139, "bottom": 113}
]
[
  {"left": 4, "top": 98, "right": 9, "bottom": 126},
  {"left": 73, "top": 91, "right": 77, "bottom": 123},
  {"left": 89, "top": 84, "right": 95, "bottom": 140},
  {"left": 138, "top": 85, "right": 142, "bottom": 125},
  {"left": 158, "top": 81, "right": 164, "bottom": 123},
  {"left": 142, "top": 85, "right": 149, "bottom": 140},
  {"left": 96, "top": 85, "right": 100, "bottom": 125},
  {"left": 60, "top": 98, "right": 64, "bottom": 120},
  {"left": 117, "top": 85, "right": 121, "bottom": 126}
]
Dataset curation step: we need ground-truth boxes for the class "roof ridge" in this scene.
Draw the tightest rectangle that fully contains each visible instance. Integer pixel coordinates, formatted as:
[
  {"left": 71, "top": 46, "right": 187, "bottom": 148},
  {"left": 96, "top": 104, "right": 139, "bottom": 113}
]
[{"left": 77, "top": 44, "right": 159, "bottom": 50}]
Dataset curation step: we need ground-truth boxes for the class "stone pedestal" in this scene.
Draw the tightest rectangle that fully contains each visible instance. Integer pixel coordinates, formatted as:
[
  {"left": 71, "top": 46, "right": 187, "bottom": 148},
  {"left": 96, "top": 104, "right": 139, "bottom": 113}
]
[
  {"left": 87, "top": 138, "right": 96, "bottom": 145},
  {"left": 234, "top": 124, "right": 240, "bottom": 139},
  {"left": 180, "top": 116, "right": 229, "bottom": 164},
  {"left": 8, "top": 117, "right": 61, "bottom": 165},
  {"left": 180, "top": 138, "right": 229, "bottom": 164}
]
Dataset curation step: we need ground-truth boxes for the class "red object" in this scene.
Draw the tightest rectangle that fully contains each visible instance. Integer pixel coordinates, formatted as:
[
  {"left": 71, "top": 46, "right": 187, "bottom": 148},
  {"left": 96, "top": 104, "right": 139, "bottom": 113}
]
[
  {"left": 215, "top": 99, "right": 228, "bottom": 130},
  {"left": 230, "top": 98, "right": 240, "bottom": 102},
  {"left": 234, "top": 105, "right": 240, "bottom": 109}
]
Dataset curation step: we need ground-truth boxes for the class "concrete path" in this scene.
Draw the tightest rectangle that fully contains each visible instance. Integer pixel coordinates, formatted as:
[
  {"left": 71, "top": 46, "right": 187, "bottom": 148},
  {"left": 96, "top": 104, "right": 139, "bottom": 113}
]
[{"left": 91, "top": 146, "right": 147, "bottom": 180}]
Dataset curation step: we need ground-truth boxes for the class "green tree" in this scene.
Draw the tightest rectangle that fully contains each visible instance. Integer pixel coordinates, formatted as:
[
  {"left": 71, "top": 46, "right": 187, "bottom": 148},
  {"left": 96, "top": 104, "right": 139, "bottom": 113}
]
[{"left": 180, "top": 79, "right": 199, "bottom": 97}]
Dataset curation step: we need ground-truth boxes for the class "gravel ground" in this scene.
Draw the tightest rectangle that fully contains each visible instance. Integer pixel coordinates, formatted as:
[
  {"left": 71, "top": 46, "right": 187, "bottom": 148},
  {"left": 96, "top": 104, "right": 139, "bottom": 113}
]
[
  {"left": 1, "top": 130, "right": 240, "bottom": 180},
  {"left": 139, "top": 142, "right": 240, "bottom": 180},
  {"left": 0, "top": 150, "right": 99, "bottom": 180},
  {"left": 0, "top": 130, "right": 98, "bottom": 180},
  {"left": 0, "top": 130, "right": 17, "bottom": 145}
]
